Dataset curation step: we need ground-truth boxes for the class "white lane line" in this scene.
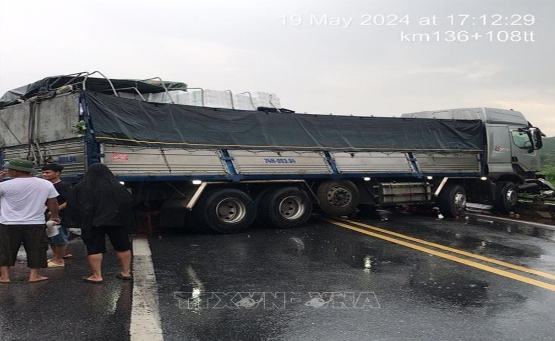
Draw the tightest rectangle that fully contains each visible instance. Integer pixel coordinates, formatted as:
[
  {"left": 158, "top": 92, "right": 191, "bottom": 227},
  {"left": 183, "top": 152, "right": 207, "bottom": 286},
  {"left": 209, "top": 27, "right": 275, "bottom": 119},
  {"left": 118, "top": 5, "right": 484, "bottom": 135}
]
[
  {"left": 130, "top": 236, "right": 164, "bottom": 341},
  {"left": 185, "top": 265, "right": 205, "bottom": 291}
]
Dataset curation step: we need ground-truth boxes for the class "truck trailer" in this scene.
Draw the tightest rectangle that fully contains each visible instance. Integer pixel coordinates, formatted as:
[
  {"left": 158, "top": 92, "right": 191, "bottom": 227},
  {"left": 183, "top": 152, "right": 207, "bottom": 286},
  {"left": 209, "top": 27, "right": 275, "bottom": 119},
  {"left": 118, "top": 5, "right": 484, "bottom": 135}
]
[{"left": 0, "top": 73, "right": 548, "bottom": 233}]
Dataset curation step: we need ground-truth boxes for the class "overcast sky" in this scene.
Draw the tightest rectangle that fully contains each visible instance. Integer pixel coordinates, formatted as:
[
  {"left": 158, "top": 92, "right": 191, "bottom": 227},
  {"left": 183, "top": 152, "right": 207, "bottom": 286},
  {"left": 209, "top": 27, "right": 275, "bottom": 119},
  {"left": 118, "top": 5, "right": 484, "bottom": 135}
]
[{"left": 1, "top": 0, "right": 554, "bottom": 135}]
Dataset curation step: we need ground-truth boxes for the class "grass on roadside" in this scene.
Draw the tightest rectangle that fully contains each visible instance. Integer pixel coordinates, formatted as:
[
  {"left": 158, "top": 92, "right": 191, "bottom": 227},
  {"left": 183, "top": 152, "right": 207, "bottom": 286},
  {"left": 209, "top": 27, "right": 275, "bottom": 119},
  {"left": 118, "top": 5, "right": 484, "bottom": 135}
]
[{"left": 539, "top": 165, "right": 555, "bottom": 184}]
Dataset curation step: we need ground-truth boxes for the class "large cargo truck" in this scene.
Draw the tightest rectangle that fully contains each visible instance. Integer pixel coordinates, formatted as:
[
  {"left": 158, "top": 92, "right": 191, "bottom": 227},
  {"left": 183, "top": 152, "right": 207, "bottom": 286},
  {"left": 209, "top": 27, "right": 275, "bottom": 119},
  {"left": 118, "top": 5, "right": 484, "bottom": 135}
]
[{"left": 0, "top": 73, "right": 548, "bottom": 233}]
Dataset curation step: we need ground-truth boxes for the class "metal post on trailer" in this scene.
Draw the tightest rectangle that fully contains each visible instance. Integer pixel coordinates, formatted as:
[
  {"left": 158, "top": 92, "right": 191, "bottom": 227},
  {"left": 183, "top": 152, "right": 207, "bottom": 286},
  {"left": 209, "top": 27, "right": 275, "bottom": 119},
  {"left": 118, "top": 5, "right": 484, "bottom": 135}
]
[
  {"left": 239, "top": 92, "right": 256, "bottom": 111},
  {"left": 45, "top": 71, "right": 92, "bottom": 94},
  {"left": 82, "top": 71, "right": 120, "bottom": 97},
  {"left": 139, "top": 77, "right": 178, "bottom": 104},
  {"left": 406, "top": 152, "right": 419, "bottom": 173},
  {"left": 322, "top": 151, "right": 340, "bottom": 177},
  {"left": 225, "top": 90, "right": 235, "bottom": 109},
  {"left": 48, "top": 71, "right": 90, "bottom": 92},
  {"left": 186, "top": 88, "right": 205, "bottom": 107},
  {"left": 81, "top": 96, "right": 102, "bottom": 167},
  {"left": 219, "top": 149, "right": 239, "bottom": 179},
  {"left": 112, "top": 87, "right": 147, "bottom": 101},
  {"left": 160, "top": 148, "right": 173, "bottom": 173}
]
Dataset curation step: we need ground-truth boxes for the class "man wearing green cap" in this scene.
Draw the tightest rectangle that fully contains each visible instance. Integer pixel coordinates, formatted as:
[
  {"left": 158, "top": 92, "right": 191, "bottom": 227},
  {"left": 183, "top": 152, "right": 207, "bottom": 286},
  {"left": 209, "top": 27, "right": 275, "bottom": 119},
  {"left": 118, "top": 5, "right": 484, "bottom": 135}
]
[{"left": 0, "top": 158, "right": 60, "bottom": 283}]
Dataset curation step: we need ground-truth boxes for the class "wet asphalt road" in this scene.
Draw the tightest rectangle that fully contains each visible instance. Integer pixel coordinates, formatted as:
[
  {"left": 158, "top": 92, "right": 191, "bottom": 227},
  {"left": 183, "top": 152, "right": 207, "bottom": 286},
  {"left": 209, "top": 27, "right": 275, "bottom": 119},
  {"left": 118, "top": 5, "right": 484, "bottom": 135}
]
[
  {"left": 0, "top": 236, "right": 132, "bottom": 341},
  {"left": 1, "top": 211, "right": 555, "bottom": 341}
]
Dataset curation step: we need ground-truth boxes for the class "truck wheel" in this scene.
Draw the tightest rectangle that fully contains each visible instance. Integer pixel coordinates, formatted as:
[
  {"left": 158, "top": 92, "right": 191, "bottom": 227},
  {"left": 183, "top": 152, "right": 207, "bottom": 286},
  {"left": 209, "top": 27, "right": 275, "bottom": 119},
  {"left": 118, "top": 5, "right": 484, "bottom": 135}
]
[
  {"left": 437, "top": 184, "right": 466, "bottom": 217},
  {"left": 194, "top": 188, "right": 256, "bottom": 233},
  {"left": 493, "top": 182, "right": 518, "bottom": 213},
  {"left": 316, "top": 180, "right": 359, "bottom": 216},
  {"left": 258, "top": 187, "right": 313, "bottom": 228}
]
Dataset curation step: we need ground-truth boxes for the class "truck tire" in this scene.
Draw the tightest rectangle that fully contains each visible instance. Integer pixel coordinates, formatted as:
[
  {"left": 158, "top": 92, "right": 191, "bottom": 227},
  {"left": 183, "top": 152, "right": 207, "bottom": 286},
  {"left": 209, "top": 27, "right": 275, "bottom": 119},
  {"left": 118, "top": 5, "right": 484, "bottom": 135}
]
[
  {"left": 437, "top": 184, "right": 466, "bottom": 217},
  {"left": 258, "top": 187, "right": 313, "bottom": 228},
  {"left": 194, "top": 188, "right": 256, "bottom": 233},
  {"left": 493, "top": 182, "right": 518, "bottom": 213},
  {"left": 316, "top": 180, "right": 359, "bottom": 216}
]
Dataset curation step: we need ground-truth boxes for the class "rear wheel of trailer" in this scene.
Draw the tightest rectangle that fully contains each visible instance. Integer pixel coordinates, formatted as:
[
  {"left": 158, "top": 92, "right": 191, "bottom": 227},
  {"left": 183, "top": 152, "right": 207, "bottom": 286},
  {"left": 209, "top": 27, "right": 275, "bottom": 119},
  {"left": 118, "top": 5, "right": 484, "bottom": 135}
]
[
  {"left": 193, "top": 188, "right": 256, "bottom": 233},
  {"left": 257, "top": 187, "right": 313, "bottom": 229}
]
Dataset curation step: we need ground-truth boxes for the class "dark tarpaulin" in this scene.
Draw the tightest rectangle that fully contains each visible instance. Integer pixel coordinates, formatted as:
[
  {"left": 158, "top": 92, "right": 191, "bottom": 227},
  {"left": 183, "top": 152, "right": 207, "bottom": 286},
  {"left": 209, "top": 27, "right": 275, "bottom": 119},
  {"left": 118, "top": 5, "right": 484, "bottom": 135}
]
[
  {"left": 84, "top": 91, "right": 485, "bottom": 152},
  {"left": 0, "top": 76, "right": 186, "bottom": 108}
]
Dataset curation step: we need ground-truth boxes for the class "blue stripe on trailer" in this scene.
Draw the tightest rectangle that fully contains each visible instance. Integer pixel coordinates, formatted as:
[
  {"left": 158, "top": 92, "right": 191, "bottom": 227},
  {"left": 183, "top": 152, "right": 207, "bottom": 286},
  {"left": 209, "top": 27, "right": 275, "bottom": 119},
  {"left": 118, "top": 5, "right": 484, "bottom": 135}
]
[
  {"left": 406, "top": 152, "right": 419, "bottom": 173},
  {"left": 323, "top": 151, "right": 340, "bottom": 179},
  {"left": 111, "top": 171, "right": 482, "bottom": 183},
  {"left": 220, "top": 149, "right": 239, "bottom": 180},
  {"left": 80, "top": 94, "right": 101, "bottom": 167}
]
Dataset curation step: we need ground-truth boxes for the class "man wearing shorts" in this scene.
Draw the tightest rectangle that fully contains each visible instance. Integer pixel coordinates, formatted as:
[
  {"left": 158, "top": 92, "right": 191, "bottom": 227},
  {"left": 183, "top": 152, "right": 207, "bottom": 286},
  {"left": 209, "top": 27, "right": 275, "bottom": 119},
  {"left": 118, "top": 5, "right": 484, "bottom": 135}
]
[
  {"left": 0, "top": 159, "right": 60, "bottom": 283},
  {"left": 41, "top": 163, "right": 72, "bottom": 267},
  {"left": 68, "top": 163, "right": 135, "bottom": 283}
]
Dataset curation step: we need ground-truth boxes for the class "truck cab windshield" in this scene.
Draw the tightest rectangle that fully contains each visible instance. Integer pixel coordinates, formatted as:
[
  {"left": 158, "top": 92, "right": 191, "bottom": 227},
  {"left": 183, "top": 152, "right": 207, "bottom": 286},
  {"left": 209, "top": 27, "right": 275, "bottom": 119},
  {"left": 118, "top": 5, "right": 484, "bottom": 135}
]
[{"left": 511, "top": 130, "right": 533, "bottom": 149}]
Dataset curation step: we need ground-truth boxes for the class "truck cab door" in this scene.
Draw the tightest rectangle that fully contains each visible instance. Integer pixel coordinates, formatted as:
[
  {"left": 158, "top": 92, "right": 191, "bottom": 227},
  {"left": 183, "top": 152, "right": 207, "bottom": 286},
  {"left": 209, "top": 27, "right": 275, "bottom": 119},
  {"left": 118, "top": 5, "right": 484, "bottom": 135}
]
[
  {"left": 486, "top": 124, "right": 513, "bottom": 175},
  {"left": 509, "top": 128, "right": 540, "bottom": 172}
]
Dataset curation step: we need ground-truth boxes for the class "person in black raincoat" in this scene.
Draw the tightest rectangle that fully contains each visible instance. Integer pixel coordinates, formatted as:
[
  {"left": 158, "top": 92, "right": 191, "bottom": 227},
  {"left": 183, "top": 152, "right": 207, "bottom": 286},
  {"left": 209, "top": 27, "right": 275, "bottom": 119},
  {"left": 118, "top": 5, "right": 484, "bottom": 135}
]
[{"left": 68, "top": 163, "right": 135, "bottom": 283}]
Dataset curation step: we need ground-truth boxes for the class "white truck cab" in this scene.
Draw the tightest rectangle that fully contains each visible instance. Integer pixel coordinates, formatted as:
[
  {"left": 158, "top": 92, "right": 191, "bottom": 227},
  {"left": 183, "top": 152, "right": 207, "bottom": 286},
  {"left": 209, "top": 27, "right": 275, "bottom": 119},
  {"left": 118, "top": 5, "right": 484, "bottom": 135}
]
[{"left": 402, "top": 107, "right": 546, "bottom": 212}]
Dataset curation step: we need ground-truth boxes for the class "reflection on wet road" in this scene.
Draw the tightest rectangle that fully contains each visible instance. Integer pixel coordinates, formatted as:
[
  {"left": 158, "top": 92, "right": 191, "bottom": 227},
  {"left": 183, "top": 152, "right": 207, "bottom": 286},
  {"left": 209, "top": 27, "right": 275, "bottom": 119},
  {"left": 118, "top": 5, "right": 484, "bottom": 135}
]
[
  {"left": 1, "top": 211, "right": 554, "bottom": 340},
  {"left": 0, "top": 239, "right": 132, "bottom": 341},
  {"left": 150, "top": 212, "right": 555, "bottom": 341},
  {"left": 323, "top": 217, "right": 555, "bottom": 291}
]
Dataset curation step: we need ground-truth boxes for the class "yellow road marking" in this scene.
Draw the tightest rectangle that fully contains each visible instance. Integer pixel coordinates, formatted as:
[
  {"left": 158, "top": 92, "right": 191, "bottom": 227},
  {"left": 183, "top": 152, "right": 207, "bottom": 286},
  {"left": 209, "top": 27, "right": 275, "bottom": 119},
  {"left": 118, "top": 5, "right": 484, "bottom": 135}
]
[
  {"left": 335, "top": 217, "right": 555, "bottom": 281},
  {"left": 321, "top": 218, "right": 555, "bottom": 292}
]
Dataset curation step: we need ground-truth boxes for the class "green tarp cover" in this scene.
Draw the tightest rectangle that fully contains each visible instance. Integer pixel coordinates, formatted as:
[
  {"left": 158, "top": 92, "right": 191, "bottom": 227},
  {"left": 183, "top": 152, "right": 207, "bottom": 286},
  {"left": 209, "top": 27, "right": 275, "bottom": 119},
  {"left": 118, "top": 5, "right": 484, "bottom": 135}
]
[{"left": 84, "top": 91, "right": 485, "bottom": 152}]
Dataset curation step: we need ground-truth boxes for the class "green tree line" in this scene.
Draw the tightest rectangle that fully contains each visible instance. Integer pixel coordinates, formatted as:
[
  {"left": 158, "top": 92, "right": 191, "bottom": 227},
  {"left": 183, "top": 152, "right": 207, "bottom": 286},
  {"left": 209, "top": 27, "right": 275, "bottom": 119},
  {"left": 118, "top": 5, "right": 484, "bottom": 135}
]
[{"left": 539, "top": 136, "right": 555, "bottom": 183}]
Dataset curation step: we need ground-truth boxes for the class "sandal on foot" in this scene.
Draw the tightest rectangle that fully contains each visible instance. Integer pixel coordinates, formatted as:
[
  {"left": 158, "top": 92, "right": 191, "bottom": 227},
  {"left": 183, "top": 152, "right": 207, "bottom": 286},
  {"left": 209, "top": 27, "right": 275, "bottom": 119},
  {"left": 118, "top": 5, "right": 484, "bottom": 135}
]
[{"left": 47, "top": 260, "right": 65, "bottom": 268}]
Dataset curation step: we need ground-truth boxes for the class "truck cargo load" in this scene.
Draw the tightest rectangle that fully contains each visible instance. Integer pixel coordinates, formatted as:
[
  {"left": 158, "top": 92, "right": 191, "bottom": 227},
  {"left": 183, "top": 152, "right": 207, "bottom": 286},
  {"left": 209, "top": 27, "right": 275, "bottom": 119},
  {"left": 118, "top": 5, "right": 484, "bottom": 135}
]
[{"left": 84, "top": 91, "right": 485, "bottom": 152}]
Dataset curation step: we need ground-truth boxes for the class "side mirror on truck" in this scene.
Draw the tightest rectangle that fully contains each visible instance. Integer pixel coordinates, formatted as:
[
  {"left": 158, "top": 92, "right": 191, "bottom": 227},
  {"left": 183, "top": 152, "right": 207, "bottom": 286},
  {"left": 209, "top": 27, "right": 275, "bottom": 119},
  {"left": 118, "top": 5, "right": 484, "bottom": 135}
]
[{"left": 533, "top": 128, "right": 544, "bottom": 150}]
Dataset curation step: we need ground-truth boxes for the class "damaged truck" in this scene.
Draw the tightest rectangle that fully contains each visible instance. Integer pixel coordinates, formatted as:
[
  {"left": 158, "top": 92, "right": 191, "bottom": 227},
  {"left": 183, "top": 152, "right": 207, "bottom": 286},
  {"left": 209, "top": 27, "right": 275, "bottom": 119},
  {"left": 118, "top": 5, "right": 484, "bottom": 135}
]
[{"left": 0, "top": 72, "right": 549, "bottom": 233}]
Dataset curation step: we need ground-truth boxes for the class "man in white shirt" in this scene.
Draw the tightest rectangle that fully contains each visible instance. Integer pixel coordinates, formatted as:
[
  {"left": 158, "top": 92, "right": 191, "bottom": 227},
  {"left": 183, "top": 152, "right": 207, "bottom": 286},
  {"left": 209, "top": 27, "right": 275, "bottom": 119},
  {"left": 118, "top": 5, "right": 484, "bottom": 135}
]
[{"left": 0, "top": 159, "right": 60, "bottom": 283}]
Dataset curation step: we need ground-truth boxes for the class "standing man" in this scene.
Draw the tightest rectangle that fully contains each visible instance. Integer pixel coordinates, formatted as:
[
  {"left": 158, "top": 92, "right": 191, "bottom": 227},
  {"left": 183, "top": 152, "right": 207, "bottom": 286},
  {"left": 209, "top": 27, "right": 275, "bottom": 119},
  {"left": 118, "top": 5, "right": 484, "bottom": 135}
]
[
  {"left": 41, "top": 163, "right": 72, "bottom": 267},
  {"left": 0, "top": 159, "right": 60, "bottom": 283}
]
